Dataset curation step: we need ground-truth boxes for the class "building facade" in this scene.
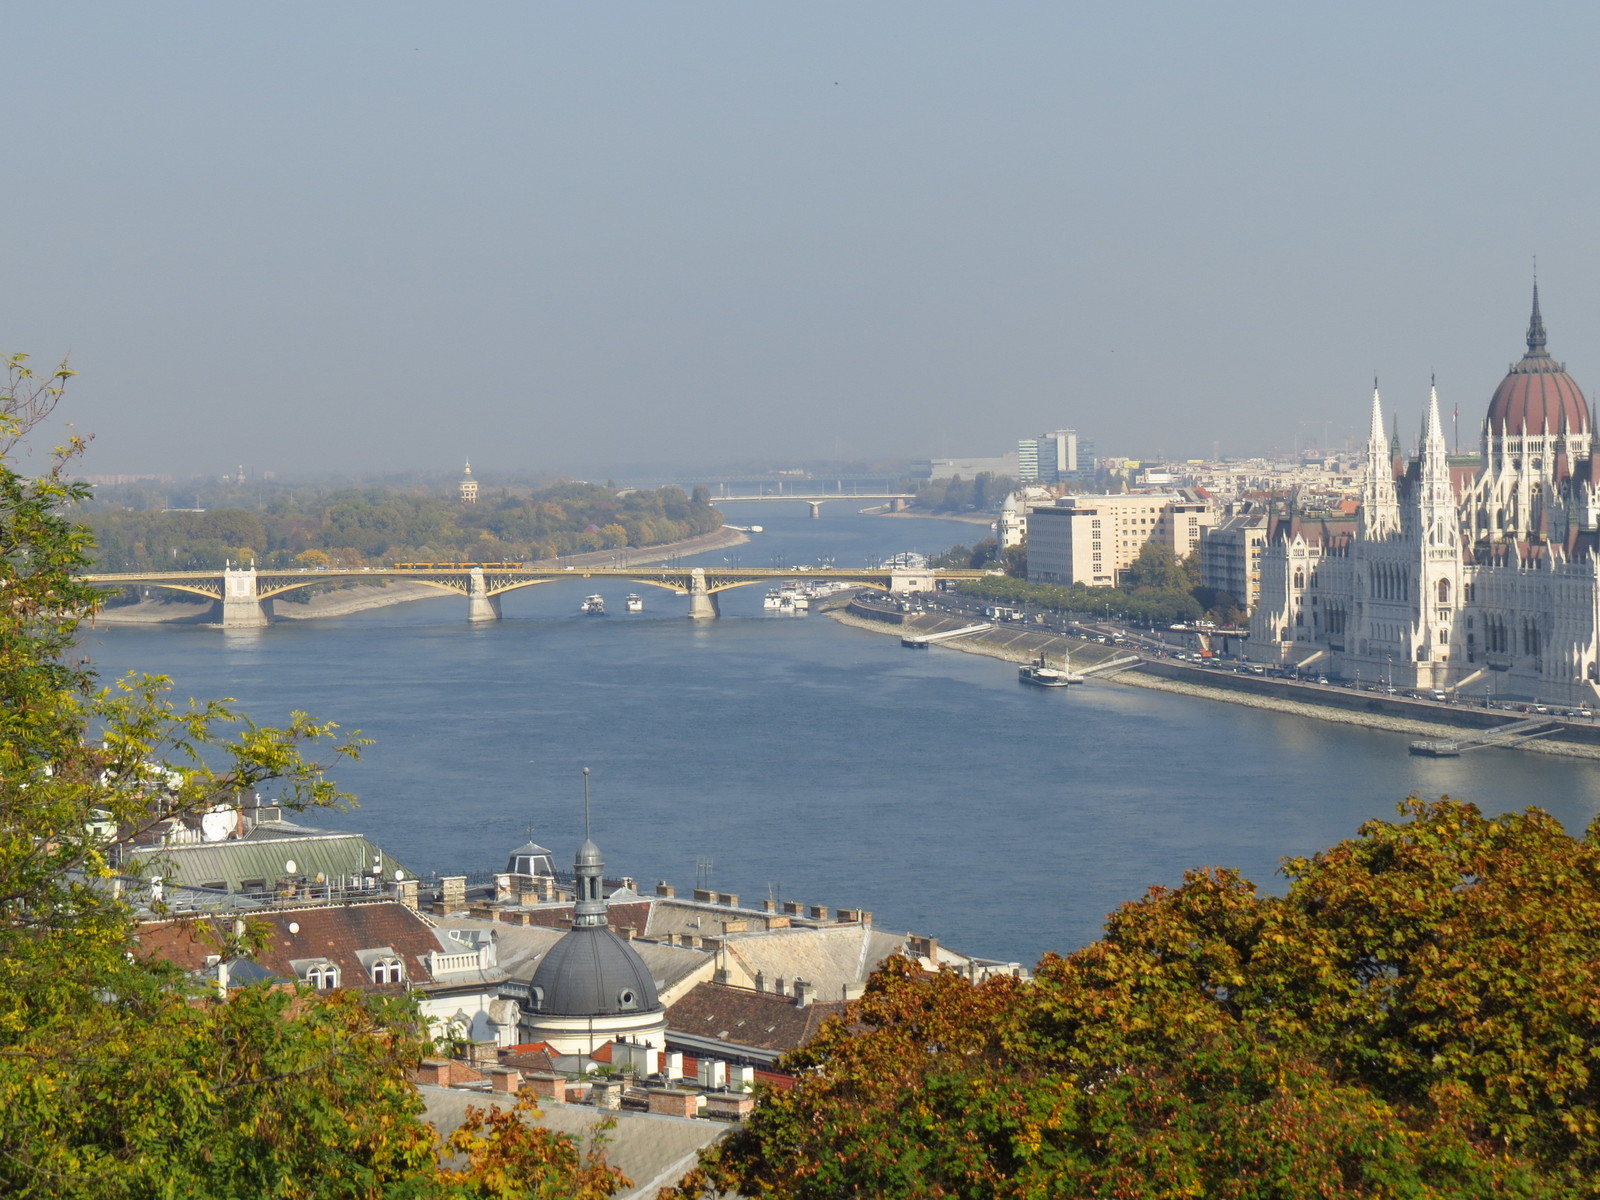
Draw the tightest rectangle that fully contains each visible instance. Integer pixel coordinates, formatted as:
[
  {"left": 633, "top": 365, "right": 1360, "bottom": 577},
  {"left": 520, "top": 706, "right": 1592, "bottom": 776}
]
[
  {"left": 1017, "top": 430, "right": 1097, "bottom": 487},
  {"left": 1249, "top": 288, "right": 1600, "bottom": 705},
  {"left": 1027, "top": 492, "right": 1216, "bottom": 587},
  {"left": 1200, "top": 508, "right": 1271, "bottom": 615}
]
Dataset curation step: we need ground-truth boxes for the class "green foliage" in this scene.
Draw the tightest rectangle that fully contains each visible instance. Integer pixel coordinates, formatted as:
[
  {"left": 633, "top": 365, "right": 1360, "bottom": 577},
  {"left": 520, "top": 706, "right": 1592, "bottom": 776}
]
[
  {"left": 83, "top": 481, "right": 723, "bottom": 571},
  {"left": 674, "top": 799, "right": 1599, "bottom": 1198},
  {"left": 955, "top": 572, "right": 1204, "bottom": 626}
]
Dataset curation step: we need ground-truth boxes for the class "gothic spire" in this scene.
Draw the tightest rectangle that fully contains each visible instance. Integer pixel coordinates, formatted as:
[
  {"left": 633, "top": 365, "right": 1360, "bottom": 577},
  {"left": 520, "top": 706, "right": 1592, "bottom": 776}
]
[
  {"left": 1527, "top": 280, "right": 1548, "bottom": 357},
  {"left": 1367, "top": 379, "right": 1385, "bottom": 447}
]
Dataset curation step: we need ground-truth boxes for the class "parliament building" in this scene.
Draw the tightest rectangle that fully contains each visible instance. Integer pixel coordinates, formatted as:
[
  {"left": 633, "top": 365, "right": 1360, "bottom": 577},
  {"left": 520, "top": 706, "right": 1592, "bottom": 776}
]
[{"left": 1248, "top": 288, "right": 1600, "bottom": 706}]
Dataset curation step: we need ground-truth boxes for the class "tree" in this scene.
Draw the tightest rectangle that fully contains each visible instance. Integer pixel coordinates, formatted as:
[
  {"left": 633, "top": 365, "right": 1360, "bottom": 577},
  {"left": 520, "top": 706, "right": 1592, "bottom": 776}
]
[
  {"left": 0, "top": 364, "right": 623, "bottom": 1198},
  {"left": 669, "top": 799, "right": 1599, "bottom": 1198}
]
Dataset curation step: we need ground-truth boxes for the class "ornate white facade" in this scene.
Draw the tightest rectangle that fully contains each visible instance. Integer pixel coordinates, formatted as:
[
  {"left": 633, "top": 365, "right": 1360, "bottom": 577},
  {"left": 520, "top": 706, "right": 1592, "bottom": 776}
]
[{"left": 1249, "top": 288, "right": 1600, "bottom": 705}]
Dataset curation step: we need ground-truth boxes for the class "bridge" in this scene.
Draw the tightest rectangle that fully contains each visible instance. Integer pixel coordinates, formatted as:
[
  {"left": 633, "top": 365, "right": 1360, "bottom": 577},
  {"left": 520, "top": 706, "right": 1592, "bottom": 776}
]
[
  {"left": 83, "top": 564, "right": 992, "bottom": 628},
  {"left": 713, "top": 493, "right": 914, "bottom": 518}
]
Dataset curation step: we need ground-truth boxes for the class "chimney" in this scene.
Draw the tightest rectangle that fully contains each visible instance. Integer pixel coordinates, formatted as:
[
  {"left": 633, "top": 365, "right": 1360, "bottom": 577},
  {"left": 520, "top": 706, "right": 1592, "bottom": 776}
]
[
  {"left": 793, "top": 978, "right": 813, "bottom": 1008},
  {"left": 395, "top": 878, "right": 420, "bottom": 909},
  {"left": 754, "top": 970, "right": 766, "bottom": 993},
  {"left": 718, "top": 892, "right": 739, "bottom": 907},
  {"left": 487, "top": 1067, "right": 522, "bottom": 1094},
  {"left": 656, "top": 881, "right": 675, "bottom": 898},
  {"left": 440, "top": 876, "right": 467, "bottom": 914},
  {"left": 782, "top": 901, "right": 804, "bottom": 916},
  {"left": 808, "top": 905, "right": 828, "bottom": 921},
  {"left": 761, "top": 898, "right": 777, "bottom": 913},
  {"left": 693, "top": 888, "right": 715, "bottom": 903}
]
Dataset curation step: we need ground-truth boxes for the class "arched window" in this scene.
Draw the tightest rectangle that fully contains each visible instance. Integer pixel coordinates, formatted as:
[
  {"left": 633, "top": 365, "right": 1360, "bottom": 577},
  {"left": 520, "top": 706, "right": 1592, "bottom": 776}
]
[
  {"left": 1293, "top": 569, "right": 1304, "bottom": 590},
  {"left": 306, "top": 964, "right": 340, "bottom": 990},
  {"left": 1437, "top": 579, "right": 1450, "bottom": 604},
  {"left": 372, "top": 958, "right": 404, "bottom": 985}
]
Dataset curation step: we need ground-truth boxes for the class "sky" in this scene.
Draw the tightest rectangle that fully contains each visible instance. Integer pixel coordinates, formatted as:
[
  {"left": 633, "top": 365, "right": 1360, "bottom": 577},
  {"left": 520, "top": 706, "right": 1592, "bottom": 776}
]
[{"left": 7, "top": 1, "right": 1600, "bottom": 480}]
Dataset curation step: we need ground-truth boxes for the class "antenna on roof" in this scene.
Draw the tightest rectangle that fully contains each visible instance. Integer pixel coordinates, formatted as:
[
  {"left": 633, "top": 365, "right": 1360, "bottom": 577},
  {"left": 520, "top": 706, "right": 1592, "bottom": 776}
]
[{"left": 581, "top": 767, "right": 591, "bottom": 842}]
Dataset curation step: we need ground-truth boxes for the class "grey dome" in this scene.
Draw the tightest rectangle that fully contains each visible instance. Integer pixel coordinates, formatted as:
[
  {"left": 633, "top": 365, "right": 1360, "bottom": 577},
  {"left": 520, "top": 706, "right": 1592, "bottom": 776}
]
[
  {"left": 575, "top": 839, "right": 603, "bottom": 867},
  {"left": 528, "top": 926, "right": 661, "bottom": 1017}
]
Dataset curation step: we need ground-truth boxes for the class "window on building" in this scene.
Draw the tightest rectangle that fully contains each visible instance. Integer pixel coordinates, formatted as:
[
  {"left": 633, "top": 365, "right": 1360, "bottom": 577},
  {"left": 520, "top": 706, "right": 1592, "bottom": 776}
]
[
  {"left": 371, "top": 958, "right": 404, "bottom": 985},
  {"left": 306, "top": 964, "right": 340, "bottom": 990}
]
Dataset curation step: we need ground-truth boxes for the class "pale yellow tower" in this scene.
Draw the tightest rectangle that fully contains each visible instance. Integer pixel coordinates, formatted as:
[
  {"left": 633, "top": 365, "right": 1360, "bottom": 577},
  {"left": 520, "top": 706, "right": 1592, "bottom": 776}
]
[{"left": 458, "top": 460, "right": 478, "bottom": 504}]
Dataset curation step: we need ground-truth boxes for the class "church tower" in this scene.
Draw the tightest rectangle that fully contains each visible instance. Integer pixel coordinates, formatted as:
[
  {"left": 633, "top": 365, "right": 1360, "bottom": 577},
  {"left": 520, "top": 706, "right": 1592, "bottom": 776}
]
[
  {"left": 458, "top": 460, "right": 478, "bottom": 504},
  {"left": 522, "top": 771, "right": 666, "bottom": 1055}
]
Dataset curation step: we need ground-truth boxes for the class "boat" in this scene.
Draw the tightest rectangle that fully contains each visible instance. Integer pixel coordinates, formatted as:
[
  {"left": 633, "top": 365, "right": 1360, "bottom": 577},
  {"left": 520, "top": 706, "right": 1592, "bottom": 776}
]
[
  {"left": 625, "top": 594, "right": 643, "bottom": 614},
  {"left": 581, "top": 594, "right": 606, "bottom": 615},
  {"left": 763, "top": 589, "right": 783, "bottom": 610},
  {"left": 1018, "top": 651, "right": 1082, "bottom": 687}
]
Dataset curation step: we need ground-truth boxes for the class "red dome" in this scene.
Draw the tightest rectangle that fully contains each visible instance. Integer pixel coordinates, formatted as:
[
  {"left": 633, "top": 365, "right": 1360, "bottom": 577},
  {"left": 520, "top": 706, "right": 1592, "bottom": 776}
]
[
  {"left": 1487, "top": 368, "right": 1589, "bottom": 436},
  {"left": 1485, "top": 285, "right": 1590, "bottom": 436}
]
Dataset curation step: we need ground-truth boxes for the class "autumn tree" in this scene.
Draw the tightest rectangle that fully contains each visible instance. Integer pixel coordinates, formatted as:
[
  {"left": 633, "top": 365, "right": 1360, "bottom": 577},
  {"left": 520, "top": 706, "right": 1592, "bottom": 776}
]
[{"left": 670, "top": 798, "right": 1600, "bottom": 1198}]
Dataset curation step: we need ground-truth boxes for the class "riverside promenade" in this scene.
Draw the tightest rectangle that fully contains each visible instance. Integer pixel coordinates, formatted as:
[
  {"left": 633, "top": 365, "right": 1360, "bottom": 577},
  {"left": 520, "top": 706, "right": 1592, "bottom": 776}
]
[{"left": 829, "top": 600, "right": 1600, "bottom": 762}]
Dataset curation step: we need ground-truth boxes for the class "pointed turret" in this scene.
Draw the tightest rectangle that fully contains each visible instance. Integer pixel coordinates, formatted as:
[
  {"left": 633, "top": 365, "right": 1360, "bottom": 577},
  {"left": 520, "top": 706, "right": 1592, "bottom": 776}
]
[
  {"left": 1422, "top": 377, "right": 1448, "bottom": 463},
  {"left": 1361, "top": 381, "right": 1401, "bottom": 540},
  {"left": 1527, "top": 280, "right": 1548, "bottom": 358}
]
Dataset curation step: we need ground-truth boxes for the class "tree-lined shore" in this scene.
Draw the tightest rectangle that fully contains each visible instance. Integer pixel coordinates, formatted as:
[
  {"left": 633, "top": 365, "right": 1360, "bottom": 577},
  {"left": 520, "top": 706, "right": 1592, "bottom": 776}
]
[{"left": 83, "top": 479, "right": 725, "bottom": 572}]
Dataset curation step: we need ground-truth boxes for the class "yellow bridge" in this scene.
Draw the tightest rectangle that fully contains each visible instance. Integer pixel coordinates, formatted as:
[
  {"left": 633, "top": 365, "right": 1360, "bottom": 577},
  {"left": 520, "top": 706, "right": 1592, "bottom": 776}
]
[{"left": 83, "top": 564, "right": 991, "bottom": 628}]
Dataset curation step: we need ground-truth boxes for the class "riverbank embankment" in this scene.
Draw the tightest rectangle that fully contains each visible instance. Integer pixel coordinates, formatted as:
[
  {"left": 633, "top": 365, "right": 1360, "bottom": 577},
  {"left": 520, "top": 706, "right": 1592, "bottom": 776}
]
[
  {"left": 829, "top": 603, "right": 1600, "bottom": 762},
  {"left": 90, "top": 526, "right": 752, "bottom": 626}
]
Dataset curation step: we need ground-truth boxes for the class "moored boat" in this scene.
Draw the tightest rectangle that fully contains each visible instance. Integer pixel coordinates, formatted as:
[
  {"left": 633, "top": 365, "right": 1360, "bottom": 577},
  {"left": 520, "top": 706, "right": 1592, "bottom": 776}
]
[
  {"left": 581, "top": 594, "right": 606, "bottom": 615},
  {"left": 1018, "top": 651, "right": 1082, "bottom": 687}
]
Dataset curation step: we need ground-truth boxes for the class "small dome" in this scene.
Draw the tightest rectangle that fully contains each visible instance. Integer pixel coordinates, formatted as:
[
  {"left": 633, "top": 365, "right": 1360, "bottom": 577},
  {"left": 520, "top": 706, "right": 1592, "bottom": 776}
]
[
  {"left": 528, "top": 926, "right": 661, "bottom": 1017},
  {"left": 1486, "top": 286, "right": 1590, "bottom": 437},
  {"left": 575, "top": 838, "right": 603, "bottom": 867}
]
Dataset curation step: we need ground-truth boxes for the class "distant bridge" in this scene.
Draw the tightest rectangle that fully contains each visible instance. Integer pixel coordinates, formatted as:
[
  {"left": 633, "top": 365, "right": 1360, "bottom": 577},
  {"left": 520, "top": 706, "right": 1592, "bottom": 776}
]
[
  {"left": 84, "top": 564, "right": 990, "bottom": 628},
  {"left": 712, "top": 493, "right": 915, "bottom": 518}
]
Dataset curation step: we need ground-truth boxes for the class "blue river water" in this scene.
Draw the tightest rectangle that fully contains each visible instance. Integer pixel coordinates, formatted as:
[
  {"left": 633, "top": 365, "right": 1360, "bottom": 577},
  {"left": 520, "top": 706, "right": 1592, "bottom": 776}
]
[{"left": 79, "top": 501, "right": 1600, "bottom": 967}]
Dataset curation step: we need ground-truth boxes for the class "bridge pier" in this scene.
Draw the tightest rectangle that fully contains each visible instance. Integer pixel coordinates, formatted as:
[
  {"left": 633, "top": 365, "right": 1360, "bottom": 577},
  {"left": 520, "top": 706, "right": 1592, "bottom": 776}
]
[
  {"left": 467, "top": 568, "right": 502, "bottom": 622},
  {"left": 219, "top": 567, "right": 269, "bottom": 628},
  {"left": 686, "top": 568, "right": 720, "bottom": 620},
  {"left": 806, "top": 501, "right": 823, "bottom": 519}
]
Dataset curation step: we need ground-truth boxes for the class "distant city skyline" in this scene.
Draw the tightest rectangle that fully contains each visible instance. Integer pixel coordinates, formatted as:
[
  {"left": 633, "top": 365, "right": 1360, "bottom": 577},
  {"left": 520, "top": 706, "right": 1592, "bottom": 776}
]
[{"left": 7, "top": 3, "right": 1600, "bottom": 479}]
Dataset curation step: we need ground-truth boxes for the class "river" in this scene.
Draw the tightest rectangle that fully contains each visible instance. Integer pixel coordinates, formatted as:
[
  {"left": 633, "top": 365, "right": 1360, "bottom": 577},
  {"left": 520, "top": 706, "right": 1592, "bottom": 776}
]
[{"left": 79, "top": 500, "right": 1600, "bottom": 967}]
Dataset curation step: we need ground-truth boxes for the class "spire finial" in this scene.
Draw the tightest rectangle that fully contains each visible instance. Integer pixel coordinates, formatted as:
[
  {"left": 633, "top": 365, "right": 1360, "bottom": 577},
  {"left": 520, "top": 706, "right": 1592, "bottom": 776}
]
[
  {"left": 582, "top": 766, "right": 591, "bottom": 843},
  {"left": 1527, "top": 276, "right": 1548, "bottom": 356}
]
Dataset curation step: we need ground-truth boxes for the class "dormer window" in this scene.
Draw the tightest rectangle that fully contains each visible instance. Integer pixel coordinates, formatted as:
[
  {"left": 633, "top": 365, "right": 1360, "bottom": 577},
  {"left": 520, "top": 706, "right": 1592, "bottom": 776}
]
[
  {"left": 305, "top": 963, "right": 340, "bottom": 990},
  {"left": 371, "top": 958, "right": 404, "bottom": 985}
]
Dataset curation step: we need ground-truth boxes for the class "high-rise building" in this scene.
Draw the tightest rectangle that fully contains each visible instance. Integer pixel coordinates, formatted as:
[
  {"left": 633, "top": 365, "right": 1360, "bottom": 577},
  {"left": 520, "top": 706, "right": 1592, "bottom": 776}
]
[{"left": 1017, "top": 430, "right": 1096, "bottom": 486}]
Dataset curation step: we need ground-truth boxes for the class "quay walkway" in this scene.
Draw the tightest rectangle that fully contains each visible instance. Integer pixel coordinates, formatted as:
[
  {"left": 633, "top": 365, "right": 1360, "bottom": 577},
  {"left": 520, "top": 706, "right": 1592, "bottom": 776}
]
[{"left": 1409, "top": 717, "right": 1561, "bottom": 757}]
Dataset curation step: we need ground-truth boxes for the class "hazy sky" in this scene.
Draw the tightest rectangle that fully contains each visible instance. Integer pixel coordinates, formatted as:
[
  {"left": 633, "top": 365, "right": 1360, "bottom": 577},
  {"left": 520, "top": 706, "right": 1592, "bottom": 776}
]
[{"left": 7, "top": 2, "right": 1600, "bottom": 479}]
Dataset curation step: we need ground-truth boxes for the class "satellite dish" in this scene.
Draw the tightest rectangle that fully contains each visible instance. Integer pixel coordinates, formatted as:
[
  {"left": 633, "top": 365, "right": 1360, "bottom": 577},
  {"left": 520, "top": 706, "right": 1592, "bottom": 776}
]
[
  {"left": 394, "top": 869, "right": 404, "bottom": 881},
  {"left": 285, "top": 859, "right": 297, "bottom": 875},
  {"left": 288, "top": 922, "right": 299, "bottom": 934},
  {"left": 200, "top": 808, "right": 233, "bottom": 842}
]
